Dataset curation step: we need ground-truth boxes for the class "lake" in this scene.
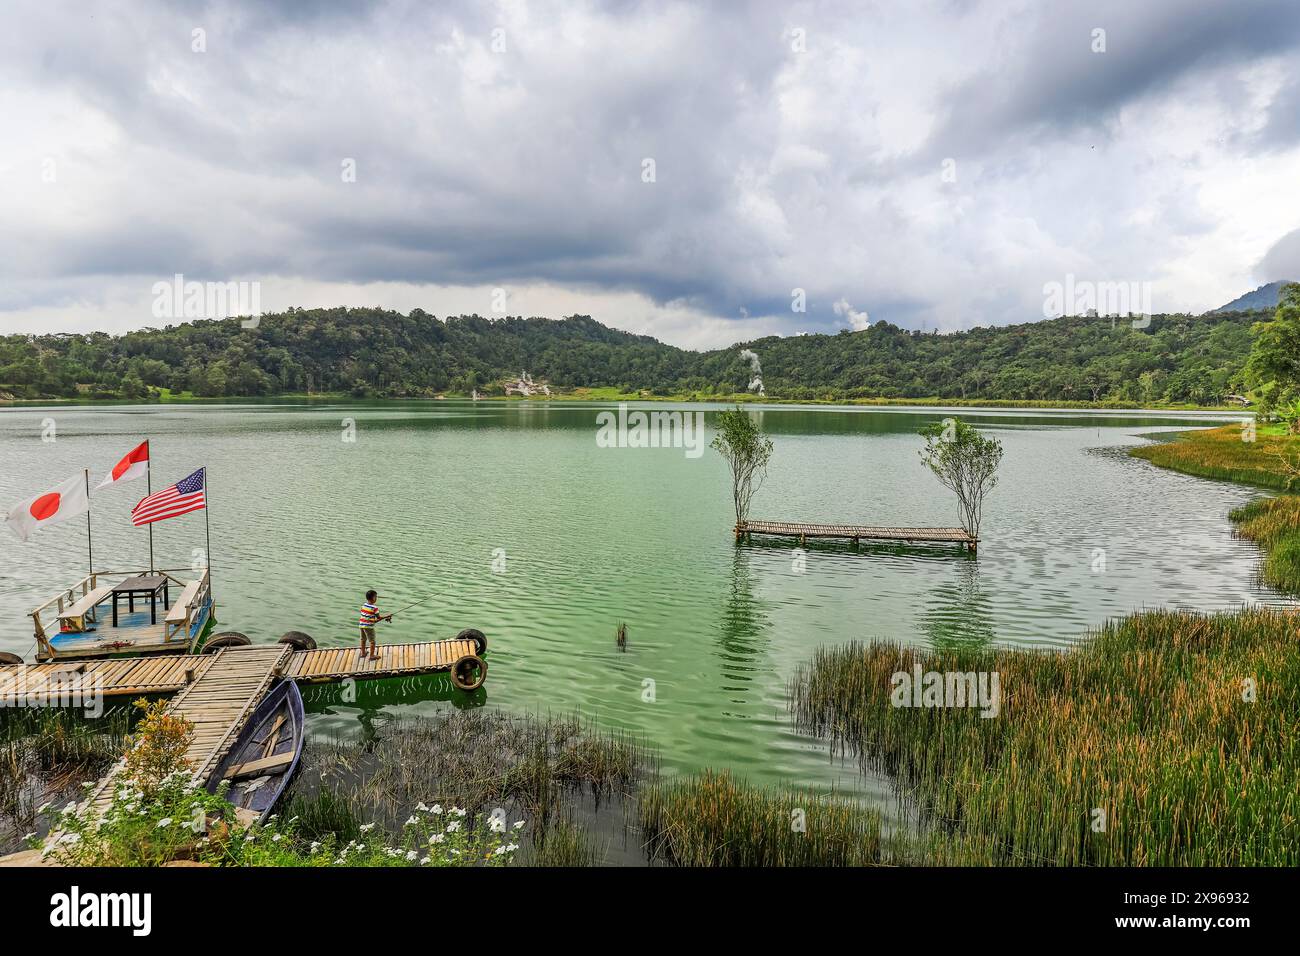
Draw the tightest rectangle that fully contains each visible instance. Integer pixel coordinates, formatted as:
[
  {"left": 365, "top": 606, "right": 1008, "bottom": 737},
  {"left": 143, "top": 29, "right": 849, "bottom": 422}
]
[{"left": 0, "top": 402, "right": 1288, "bottom": 813}]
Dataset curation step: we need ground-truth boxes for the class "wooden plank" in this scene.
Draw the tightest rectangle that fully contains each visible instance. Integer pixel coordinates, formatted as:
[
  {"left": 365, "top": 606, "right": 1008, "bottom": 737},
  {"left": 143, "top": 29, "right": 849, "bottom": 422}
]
[{"left": 223, "top": 751, "right": 293, "bottom": 780}]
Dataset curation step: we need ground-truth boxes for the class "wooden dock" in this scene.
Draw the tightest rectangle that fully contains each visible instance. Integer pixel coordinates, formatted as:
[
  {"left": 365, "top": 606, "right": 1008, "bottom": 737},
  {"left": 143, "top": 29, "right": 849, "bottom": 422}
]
[
  {"left": 284, "top": 638, "right": 482, "bottom": 683},
  {"left": 15, "top": 635, "right": 491, "bottom": 838},
  {"left": 736, "top": 519, "right": 977, "bottom": 551},
  {"left": 85, "top": 644, "right": 292, "bottom": 815},
  {"left": 1, "top": 638, "right": 485, "bottom": 705},
  {"left": 1, "top": 654, "right": 216, "bottom": 705}
]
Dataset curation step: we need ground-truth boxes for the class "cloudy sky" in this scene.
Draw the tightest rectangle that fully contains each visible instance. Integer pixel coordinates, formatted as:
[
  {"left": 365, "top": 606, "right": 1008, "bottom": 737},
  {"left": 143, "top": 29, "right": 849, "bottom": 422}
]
[{"left": 3, "top": 0, "right": 1300, "bottom": 348}]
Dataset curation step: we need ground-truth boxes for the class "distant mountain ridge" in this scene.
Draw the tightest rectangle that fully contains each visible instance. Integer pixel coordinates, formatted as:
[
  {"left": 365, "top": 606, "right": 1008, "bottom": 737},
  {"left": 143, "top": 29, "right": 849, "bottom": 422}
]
[
  {"left": 1211, "top": 280, "right": 1296, "bottom": 313},
  {"left": 0, "top": 306, "right": 1262, "bottom": 406}
]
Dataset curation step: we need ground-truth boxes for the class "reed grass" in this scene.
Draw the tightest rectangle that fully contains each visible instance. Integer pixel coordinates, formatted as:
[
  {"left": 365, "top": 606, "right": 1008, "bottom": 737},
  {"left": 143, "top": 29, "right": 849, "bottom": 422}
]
[
  {"left": 1130, "top": 423, "right": 1299, "bottom": 490},
  {"left": 282, "top": 787, "right": 363, "bottom": 843},
  {"left": 289, "top": 711, "right": 651, "bottom": 855},
  {"left": 638, "top": 770, "right": 883, "bottom": 866},
  {"left": 1229, "top": 496, "right": 1300, "bottom": 593},
  {"left": 527, "top": 817, "right": 605, "bottom": 866},
  {"left": 789, "top": 609, "right": 1300, "bottom": 866},
  {"left": 0, "top": 708, "right": 131, "bottom": 852}
]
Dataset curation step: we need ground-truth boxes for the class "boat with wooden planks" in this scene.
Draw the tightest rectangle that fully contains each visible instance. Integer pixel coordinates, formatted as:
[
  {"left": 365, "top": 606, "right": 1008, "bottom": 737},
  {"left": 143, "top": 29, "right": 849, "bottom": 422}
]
[
  {"left": 206, "top": 678, "right": 305, "bottom": 825},
  {"left": 18, "top": 568, "right": 215, "bottom": 663}
]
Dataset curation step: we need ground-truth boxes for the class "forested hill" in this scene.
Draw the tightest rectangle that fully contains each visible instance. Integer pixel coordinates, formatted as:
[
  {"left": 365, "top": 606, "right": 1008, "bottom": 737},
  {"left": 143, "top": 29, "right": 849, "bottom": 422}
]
[{"left": 0, "top": 305, "right": 1267, "bottom": 405}]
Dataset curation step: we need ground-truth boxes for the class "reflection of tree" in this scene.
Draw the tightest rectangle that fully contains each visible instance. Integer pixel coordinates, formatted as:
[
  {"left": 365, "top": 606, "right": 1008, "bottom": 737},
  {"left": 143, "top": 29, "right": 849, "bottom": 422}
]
[
  {"left": 918, "top": 557, "right": 996, "bottom": 651},
  {"left": 716, "top": 549, "right": 771, "bottom": 702}
]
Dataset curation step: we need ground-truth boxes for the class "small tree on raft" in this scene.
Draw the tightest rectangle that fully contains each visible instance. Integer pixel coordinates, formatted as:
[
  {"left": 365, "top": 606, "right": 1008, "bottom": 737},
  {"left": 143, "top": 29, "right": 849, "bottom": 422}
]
[
  {"left": 918, "top": 418, "right": 1002, "bottom": 541},
  {"left": 712, "top": 406, "right": 774, "bottom": 529}
]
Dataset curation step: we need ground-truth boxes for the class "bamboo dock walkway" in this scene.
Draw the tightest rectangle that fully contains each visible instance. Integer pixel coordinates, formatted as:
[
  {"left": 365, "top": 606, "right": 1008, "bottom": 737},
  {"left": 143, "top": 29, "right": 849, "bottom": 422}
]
[
  {"left": 85, "top": 644, "right": 292, "bottom": 815},
  {"left": 0, "top": 654, "right": 216, "bottom": 705},
  {"left": 1, "top": 638, "right": 484, "bottom": 705},
  {"left": 736, "top": 519, "right": 977, "bottom": 551},
  {"left": 284, "top": 638, "right": 482, "bottom": 683}
]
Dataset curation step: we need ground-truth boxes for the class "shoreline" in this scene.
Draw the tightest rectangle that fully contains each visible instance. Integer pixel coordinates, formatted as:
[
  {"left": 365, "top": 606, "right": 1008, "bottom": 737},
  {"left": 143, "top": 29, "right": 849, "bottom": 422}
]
[{"left": 0, "top": 392, "right": 1254, "bottom": 413}]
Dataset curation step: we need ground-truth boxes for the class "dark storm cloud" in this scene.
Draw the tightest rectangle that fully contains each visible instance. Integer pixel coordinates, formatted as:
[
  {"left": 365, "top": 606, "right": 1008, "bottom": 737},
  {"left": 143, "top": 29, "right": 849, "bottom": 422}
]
[
  {"left": 923, "top": 0, "right": 1300, "bottom": 159},
  {"left": 3, "top": 0, "right": 1300, "bottom": 341}
]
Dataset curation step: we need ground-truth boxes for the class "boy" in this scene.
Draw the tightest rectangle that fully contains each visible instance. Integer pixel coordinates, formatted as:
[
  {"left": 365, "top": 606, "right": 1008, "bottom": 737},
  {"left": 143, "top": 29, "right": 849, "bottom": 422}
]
[{"left": 358, "top": 589, "right": 392, "bottom": 661}]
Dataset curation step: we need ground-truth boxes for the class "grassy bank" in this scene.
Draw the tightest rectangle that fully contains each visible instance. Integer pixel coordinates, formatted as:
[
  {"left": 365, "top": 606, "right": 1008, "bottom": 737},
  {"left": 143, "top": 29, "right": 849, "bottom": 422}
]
[
  {"left": 1129, "top": 423, "right": 1298, "bottom": 490},
  {"left": 789, "top": 608, "right": 1299, "bottom": 866},
  {"left": 30, "top": 710, "right": 649, "bottom": 867}
]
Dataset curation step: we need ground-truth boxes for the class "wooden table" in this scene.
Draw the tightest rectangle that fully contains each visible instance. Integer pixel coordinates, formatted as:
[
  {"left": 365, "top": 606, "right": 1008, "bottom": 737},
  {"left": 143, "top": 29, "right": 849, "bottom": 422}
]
[{"left": 111, "top": 574, "right": 170, "bottom": 627}]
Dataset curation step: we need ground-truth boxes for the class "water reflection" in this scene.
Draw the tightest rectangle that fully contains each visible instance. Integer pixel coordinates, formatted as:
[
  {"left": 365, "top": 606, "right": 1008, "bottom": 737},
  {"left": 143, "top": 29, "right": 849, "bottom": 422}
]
[
  {"left": 715, "top": 548, "right": 770, "bottom": 704},
  {"left": 918, "top": 559, "right": 997, "bottom": 651},
  {"left": 301, "top": 673, "right": 487, "bottom": 744}
]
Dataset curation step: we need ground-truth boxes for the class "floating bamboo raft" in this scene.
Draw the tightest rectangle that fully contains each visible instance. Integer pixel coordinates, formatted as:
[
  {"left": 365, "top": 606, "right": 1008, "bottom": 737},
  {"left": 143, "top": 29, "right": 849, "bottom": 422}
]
[{"left": 735, "top": 519, "right": 977, "bottom": 551}]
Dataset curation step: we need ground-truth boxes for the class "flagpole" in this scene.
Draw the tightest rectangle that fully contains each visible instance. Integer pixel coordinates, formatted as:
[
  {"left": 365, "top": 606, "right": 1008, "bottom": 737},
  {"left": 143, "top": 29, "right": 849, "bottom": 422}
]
[
  {"left": 146, "top": 439, "right": 155, "bottom": 572},
  {"left": 84, "top": 469, "right": 93, "bottom": 579},
  {"left": 204, "top": 468, "right": 213, "bottom": 604}
]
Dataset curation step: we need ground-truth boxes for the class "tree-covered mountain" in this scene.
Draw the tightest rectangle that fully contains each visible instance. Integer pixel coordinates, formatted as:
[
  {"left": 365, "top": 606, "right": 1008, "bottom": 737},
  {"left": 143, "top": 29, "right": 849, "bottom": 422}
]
[
  {"left": 0, "top": 305, "right": 1268, "bottom": 405},
  {"left": 1211, "top": 281, "right": 1297, "bottom": 313}
]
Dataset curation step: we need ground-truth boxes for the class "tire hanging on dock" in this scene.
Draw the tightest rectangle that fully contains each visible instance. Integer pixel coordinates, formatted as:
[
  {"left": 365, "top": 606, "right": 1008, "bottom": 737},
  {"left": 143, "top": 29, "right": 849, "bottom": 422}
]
[
  {"left": 456, "top": 628, "right": 487, "bottom": 655},
  {"left": 278, "top": 631, "right": 317, "bottom": 650},
  {"left": 450, "top": 654, "right": 487, "bottom": 691},
  {"left": 0, "top": 652, "right": 23, "bottom": 665},
  {"left": 204, "top": 631, "right": 252, "bottom": 653}
]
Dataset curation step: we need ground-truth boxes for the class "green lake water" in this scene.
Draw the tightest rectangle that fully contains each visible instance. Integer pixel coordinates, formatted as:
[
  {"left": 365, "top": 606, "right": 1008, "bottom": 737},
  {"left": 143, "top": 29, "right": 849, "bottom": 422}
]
[{"left": 0, "top": 402, "right": 1289, "bottom": 814}]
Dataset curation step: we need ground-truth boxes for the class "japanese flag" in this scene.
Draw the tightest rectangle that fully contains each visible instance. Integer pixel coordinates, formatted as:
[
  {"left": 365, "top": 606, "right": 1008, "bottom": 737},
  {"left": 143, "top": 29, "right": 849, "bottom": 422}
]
[
  {"left": 4, "top": 473, "right": 90, "bottom": 542},
  {"left": 97, "top": 441, "right": 149, "bottom": 490}
]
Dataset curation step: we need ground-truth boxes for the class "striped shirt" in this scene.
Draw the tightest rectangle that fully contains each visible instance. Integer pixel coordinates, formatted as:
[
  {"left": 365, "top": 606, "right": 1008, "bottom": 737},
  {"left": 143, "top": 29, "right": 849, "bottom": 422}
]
[{"left": 359, "top": 602, "right": 381, "bottom": 627}]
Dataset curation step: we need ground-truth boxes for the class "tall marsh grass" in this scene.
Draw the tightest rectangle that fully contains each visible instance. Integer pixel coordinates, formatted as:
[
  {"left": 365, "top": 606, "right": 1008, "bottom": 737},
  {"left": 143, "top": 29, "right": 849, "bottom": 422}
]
[
  {"left": 1229, "top": 496, "right": 1300, "bottom": 593},
  {"left": 639, "top": 770, "right": 883, "bottom": 866},
  {"left": 790, "top": 609, "right": 1300, "bottom": 866}
]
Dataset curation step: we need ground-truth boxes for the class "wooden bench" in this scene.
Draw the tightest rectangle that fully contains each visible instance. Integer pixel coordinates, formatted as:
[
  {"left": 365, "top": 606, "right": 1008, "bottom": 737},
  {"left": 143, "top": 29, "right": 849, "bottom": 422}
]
[
  {"left": 56, "top": 586, "right": 113, "bottom": 632},
  {"left": 165, "top": 581, "right": 201, "bottom": 624},
  {"left": 164, "top": 581, "right": 202, "bottom": 642}
]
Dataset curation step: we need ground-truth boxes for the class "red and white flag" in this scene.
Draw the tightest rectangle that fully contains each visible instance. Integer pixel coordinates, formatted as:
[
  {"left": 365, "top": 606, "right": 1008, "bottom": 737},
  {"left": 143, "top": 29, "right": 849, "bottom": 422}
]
[
  {"left": 96, "top": 441, "right": 149, "bottom": 490},
  {"left": 132, "top": 468, "right": 206, "bottom": 526},
  {"left": 4, "top": 473, "right": 91, "bottom": 542}
]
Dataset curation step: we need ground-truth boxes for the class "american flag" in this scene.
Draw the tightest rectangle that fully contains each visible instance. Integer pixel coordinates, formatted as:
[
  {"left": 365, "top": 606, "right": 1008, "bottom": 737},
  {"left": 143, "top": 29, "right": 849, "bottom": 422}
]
[{"left": 132, "top": 468, "right": 206, "bottom": 526}]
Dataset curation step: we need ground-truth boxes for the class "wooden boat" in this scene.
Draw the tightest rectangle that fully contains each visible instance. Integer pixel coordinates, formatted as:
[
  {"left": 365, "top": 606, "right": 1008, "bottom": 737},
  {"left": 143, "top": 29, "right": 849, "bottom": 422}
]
[
  {"left": 206, "top": 678, "right": 304, "bottom": 825},
  {"left": 26, "top": 568, "right": 215, "bottom": 662}
]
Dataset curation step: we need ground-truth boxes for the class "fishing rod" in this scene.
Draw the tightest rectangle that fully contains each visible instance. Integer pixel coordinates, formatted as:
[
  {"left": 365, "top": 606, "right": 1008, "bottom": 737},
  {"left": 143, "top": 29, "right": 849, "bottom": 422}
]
[{"left": 389, "top": 594, "right": 438, "bottom": 617}]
